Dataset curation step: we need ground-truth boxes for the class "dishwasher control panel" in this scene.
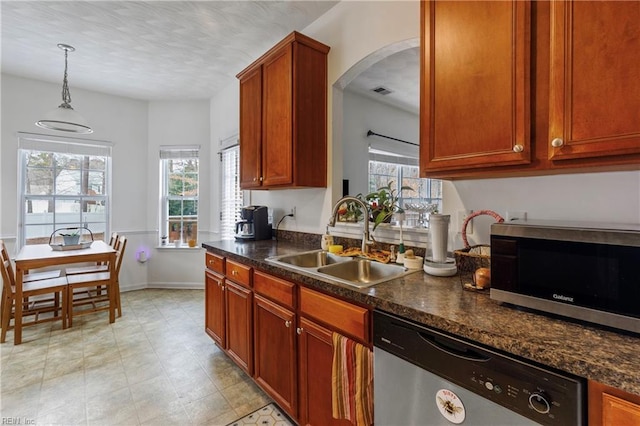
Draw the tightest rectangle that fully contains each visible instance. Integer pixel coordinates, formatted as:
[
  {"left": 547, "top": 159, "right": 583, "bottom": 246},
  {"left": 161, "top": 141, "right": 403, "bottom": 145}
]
[{"left": 374, "top": 310, "right": 586, "bottom": 426}]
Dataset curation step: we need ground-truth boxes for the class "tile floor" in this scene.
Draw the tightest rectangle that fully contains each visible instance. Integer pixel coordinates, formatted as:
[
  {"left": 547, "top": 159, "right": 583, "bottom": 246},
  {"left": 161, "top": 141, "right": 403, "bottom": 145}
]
[{"left": 0, "top": 289, "right": 271, "bottom": 425}]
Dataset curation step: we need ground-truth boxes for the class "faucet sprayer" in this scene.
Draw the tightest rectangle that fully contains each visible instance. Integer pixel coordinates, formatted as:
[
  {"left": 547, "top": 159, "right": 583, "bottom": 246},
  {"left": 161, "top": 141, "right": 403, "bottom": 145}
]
[{"left": 328, "top": 196, "right": 374, "bottom": 254}]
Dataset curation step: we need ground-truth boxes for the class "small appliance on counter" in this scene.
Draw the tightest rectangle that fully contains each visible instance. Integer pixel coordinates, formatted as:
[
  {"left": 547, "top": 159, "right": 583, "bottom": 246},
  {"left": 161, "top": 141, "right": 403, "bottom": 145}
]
[
  {"left": 235, "top": 205, "right": 272, "bottom": 241},
  {"left": 423, "top": 214, "right": 457, "bottom": 276},
  {"left": 491, "top": 219, "right": 640, "bottom": 334}
]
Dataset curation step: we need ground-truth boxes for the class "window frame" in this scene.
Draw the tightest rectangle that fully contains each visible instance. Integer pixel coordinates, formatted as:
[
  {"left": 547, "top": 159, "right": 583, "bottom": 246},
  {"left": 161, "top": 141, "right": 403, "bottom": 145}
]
[
  {"left": 159, "top": 145, "right": 200, "bottom": 247},
  {"left": 17, "top": 132, "right": 112, "bottom": 249}
]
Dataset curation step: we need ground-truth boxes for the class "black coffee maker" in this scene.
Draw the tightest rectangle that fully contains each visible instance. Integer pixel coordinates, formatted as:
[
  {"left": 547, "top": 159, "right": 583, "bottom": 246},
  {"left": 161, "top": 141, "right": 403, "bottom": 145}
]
[{"left": 235, "top": 206, "right": 271, "bottom": 241}]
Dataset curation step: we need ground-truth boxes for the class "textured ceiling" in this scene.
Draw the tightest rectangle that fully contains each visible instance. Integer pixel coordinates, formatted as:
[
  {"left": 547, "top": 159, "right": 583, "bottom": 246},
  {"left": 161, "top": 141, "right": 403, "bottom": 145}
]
[{"left": 1, "top": 1, "right": 339, "bottom": 100}]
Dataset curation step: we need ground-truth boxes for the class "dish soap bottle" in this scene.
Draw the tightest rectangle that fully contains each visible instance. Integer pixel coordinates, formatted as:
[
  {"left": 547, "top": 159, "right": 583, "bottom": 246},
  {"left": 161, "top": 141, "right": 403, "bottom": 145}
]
[
  {"left": 396, "top": 242, "right": 406, "bottom": 264},
  {"left": 321, "top": 227, "right": 334, "bottom": 250}
]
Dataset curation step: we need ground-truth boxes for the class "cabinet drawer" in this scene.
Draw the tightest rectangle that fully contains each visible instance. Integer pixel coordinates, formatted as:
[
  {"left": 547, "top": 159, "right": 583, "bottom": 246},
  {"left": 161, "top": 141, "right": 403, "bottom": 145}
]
[
  {"left": 205, "top": 252, "right": 225, "bottom": 274},
  {"left": 299, "top": 287, "right": 370, "bottom": 343},
  {"left": 226, "top": 259, "right": 252, "bottom": 288},
  {"left": 254, "top": 271, "right": 295, "bottom": 309}
]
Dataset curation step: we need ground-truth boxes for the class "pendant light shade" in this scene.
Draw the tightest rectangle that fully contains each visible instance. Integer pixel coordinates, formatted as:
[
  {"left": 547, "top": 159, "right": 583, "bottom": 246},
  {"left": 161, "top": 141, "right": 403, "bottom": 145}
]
[{"left": 36, "top": 44, "right": 93, "bottom": 134}]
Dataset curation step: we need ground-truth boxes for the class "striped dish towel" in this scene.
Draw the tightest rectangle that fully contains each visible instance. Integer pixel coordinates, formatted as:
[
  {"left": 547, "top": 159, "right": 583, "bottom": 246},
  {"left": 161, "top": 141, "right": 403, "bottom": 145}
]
[{"left": 331, "top": 332, "right": 373, "bottom": 426}]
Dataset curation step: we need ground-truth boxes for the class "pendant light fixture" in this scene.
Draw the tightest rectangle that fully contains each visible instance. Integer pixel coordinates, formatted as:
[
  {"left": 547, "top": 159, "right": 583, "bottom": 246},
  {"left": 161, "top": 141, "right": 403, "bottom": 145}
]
[{"left": 36, "top": 43, "right": 93, "bottom": 134}]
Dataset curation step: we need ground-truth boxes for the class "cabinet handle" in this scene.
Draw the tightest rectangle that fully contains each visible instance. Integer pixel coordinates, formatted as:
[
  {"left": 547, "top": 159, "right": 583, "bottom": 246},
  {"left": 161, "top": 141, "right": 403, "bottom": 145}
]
[
  {"left": 259, "top": 176, "right": 264, "bottom": 182},
  {"left": 231, "top": 270, "right": 238, "bottom": 276},
  {"left": 253, "top": 177, "right": 257, "bottom": 182},
  {"left": 512, "top": 144, "right": 524, "bottom": 153},
  {"left": 221, "top": 285, "right": 225, "bottom": 291},
  {"left": 551, "top": 138, "right": 564, "bottom": 148},
  {"left": 296, "top": 327, "right": 303, "bottom": 335},
  {"left": 285, "top": 320, "right": 291, "bottom": 328}
]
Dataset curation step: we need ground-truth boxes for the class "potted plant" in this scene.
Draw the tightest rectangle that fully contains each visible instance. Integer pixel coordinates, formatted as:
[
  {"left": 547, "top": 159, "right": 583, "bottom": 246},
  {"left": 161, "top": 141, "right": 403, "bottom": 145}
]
[
  {"left": 336, "top": 199, "right": 365, "bottom": 223},
  {"left": 60, "top": 229, "right": 80, "bottom": 246},
  {"left": 365, "top": 181, "right": 414, "bottom": 231}
]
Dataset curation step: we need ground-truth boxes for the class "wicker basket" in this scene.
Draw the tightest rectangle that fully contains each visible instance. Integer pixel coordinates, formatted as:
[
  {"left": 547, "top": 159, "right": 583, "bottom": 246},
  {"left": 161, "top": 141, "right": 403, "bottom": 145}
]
[{"left": 453, "top": 210, "right": 504, "bottom": 291}]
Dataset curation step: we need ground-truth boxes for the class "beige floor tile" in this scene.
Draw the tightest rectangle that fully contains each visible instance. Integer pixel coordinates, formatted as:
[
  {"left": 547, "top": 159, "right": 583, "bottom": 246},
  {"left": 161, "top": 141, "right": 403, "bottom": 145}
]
[
  {"left": 0, "top": 289, "right": 275, "bottom": 426},
  {"left": 182, "top": 391, "right": 233, "bottom": 424}
]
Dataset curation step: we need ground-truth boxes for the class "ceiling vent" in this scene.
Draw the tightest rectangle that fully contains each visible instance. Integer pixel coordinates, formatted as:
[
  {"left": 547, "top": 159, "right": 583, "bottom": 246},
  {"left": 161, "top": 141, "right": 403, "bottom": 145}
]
[{"left": 372, "top": 86, "right": 393, "bottom": 95}]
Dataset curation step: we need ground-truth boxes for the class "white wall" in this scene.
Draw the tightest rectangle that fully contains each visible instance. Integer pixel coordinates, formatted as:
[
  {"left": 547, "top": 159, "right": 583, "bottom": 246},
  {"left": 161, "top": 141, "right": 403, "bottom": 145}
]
[
  {"left": 0, "top": 73, "right": 209, "bottom": 291},
  {"left": 146, "top": 100, "right": 211, "bottom": 288},
  {"left": 343, "top": 90, "right": 419, "bottom": 196}
]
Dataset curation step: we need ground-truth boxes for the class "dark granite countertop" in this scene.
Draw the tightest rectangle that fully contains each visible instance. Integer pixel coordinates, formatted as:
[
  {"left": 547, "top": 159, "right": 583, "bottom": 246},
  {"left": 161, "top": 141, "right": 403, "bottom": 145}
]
[{"left": 203, "top": 239, "right": 640, "bottom": 397}]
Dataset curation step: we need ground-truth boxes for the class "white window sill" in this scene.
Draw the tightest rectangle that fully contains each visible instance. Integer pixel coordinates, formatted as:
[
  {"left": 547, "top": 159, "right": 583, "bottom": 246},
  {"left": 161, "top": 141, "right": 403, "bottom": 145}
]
[{"left": 156, "top": 245, "right": 202, "bottom": 250}]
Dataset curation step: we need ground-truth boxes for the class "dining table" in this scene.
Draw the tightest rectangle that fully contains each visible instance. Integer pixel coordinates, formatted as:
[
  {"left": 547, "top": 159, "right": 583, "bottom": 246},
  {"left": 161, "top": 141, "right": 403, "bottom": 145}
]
[{"left": 13, "top": 240, "right": 116, "bottom": 345}]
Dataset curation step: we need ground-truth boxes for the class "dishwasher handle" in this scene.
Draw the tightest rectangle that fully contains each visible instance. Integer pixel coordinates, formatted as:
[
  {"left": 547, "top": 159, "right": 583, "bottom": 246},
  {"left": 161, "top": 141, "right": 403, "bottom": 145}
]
[{"left": 418, "top": 330, "right": 491, "bottom": 363}]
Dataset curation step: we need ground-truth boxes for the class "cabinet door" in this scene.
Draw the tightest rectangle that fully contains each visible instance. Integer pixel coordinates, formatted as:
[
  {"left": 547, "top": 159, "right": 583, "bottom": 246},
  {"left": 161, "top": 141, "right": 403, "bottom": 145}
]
[
  {"left": 239, "top": 66, "right": 263, "bottom": 189},
  {"left": 297, "top": 317, "right": 352, "bottom": 426},
  {"left": 589, "top": 381, "right": 640, "bottom": 426},
  {"left": 549, "top": 1, "right": 640, "bottom": 161},
  {"left": 420, "top": 0, "right": 531, "bottom": 174},
  {"left": 225, "top": 280, "right": 253, "bottom": 375},
  {"left": 254, "top": 295, "right": 297, "bottom": 418},
  {"left": 262, "top": 44, "right": 294, "bottom": 187},
  {"left": 205, "top": 270, "right": 225, "bottom": 347}
]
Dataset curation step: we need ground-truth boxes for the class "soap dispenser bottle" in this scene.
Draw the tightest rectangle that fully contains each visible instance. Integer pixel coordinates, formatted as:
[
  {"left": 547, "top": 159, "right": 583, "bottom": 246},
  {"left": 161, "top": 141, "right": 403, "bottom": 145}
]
[{"left": 321, "top": 227, "right": 334, "bottom": 250}]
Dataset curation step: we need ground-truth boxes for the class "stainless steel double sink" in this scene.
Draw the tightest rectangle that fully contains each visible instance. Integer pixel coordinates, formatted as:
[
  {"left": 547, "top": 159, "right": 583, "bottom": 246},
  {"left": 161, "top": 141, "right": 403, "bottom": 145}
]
[{"left": 266, "top": 249, "right": 419, "bottom": 288}]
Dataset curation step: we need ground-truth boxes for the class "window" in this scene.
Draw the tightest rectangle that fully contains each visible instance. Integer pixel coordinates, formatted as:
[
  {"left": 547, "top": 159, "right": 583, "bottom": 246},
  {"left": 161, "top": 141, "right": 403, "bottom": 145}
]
[
  {"left": 220, "top": 145, "right": 243, "bottom": 239},
  {"left": 18, "top": 132, "right": 112, "bottom": 247},
  {"left": 160, "top": 146, "right": 199, "bottom": 246},
  {"left": 369, "top": 159, "right": 442, "bottom": 227}
]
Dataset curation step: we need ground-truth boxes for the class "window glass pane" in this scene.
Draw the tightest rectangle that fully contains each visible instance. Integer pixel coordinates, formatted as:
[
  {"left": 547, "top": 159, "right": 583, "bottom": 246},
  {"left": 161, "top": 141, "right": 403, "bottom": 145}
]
[
  {"left": 183, "top": 200, "right": 198, "bottom": 216},
  {"left": 89, "top": 157, "right": 106, "bottom": 171},
  {"left": 24, "top": 200, "right": 53, "bottom": 224},
  {"left": 26, "top": 151, "right": 53, "bottom": 167},
  {"left": 168, "top": 199, "right": 182, "bottom": 216},
  {"left": 85, "top": 171, "right": 106, "bottom": 195},
  {"left": 183, "top": 173, "right": 198, "bottom": 196},
  {"left": 56, "top": 169, "right": 81, "bottom": 195},
  {"left": 24, "top": 224, "right": 55, "bottom": 245},
  {"left": 83, "top": 199, "right": 106, "bottom": 214},
  {"left": 26, "top": 168, "right": 54, "bottom": 195}
]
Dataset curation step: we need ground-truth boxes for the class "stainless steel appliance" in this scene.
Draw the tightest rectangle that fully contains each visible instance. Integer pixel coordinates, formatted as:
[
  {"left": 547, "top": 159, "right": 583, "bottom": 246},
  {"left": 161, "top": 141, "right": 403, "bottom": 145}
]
[
  {"left": 234, "top": 206, "right": 271, "bottom": 241},
  {"left": 491, "top": 220, "right": 640, "bottom": 334},
  {"left": 374, "top": 310, "right": 585, "bottom": 426}
]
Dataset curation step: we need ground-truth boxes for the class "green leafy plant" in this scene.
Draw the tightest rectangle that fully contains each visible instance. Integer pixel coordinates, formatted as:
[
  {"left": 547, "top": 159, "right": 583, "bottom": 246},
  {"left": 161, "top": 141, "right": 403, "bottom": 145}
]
[
  {"left": 59, "top": 229, "right": 80, "bottom": 237},
  {"left": 365, "top": 181, "right": 414, "bottom": 230},
  {"left": 336, "top": 199, "right": 365, "bottom": 222}
]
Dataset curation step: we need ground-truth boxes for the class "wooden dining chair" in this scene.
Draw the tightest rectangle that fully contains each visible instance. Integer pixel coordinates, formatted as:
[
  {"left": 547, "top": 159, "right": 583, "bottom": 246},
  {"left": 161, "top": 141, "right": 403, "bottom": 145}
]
[
  {"left": 0, "top": 240, "right": 69, "bottom": 343},
  {"left": 65, "top": 232, "right": 118, "bottom": 275},
  {"left": 66, "top": 235, "right": 127, "bottom": 326}
]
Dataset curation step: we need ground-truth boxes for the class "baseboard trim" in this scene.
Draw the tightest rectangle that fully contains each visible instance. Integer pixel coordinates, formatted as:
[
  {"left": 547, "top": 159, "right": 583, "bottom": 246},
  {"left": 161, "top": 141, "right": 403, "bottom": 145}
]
[{"left": 120, "top": 282, "right": 204, "bottom": 292}]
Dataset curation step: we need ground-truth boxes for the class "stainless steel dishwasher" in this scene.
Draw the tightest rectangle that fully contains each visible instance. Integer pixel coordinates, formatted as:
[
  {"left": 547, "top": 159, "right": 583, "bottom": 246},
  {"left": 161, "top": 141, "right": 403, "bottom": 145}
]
[{"left": 373, "top": 310, "right": 585, "bottom": 425}]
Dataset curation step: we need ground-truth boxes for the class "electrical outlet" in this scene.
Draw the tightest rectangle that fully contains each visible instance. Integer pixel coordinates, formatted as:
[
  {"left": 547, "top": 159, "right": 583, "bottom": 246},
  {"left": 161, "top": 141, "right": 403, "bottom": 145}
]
[
  {"left": 290, "top": 207, "right": 296, "bottom": 217},
  {"left": 506, "top": 210, "right": 527, "bottom": 222},
  {"left": 456, "top": 209, "right": 473, "bottom": 234}
]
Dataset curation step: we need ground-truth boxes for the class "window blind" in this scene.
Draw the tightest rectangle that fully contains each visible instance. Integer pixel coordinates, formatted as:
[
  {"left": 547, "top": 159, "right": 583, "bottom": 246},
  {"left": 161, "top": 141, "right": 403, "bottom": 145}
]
[
  {"left": 159, "top": 145, "right": 200, "bottom": 159},
  {"left": 220, "top": 146, "right": 243, "bottom": 240}
]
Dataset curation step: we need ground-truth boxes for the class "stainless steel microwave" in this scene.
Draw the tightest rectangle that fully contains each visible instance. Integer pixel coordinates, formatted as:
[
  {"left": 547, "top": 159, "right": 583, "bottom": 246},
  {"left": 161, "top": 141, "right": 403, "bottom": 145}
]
[{"left": 490, "top": 220, "right": 640, "bottom": 334}]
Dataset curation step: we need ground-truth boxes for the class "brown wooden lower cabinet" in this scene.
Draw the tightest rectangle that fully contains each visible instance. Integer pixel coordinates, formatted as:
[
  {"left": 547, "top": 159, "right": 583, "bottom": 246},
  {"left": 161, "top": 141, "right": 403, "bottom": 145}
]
[
  {"left": 589, "top": 381, "right": 640, "bottom": 426},
  {"left": 204, "top": 255, "right": 372, "bottom": 425},
  {"left": 225, "top": 279, "right": 253, "bottom": 375},
  {"left": 205, "top": 270, "right": 225, "bottom": 347},
  {"left": 254, "top": 294, "right": 297, "bottom": 418},
  {"left": 297, "top": 316, "right": 352, "bottom": 426}
]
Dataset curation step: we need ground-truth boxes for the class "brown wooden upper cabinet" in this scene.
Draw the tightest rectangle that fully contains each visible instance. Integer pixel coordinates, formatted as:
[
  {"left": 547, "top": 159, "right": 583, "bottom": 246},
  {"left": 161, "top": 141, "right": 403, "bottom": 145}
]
[
  {"left": 548, "top": 1, "right": 640, "bottom": 162},
  {"left": 420, "top": 0, "right": 640, "bottom": 179},
  {"left": 420, "top": 0, "right": 532, "bottom": 175},
  {"left": 237, "top": 32, "right": 330, "bottom": 189}
]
